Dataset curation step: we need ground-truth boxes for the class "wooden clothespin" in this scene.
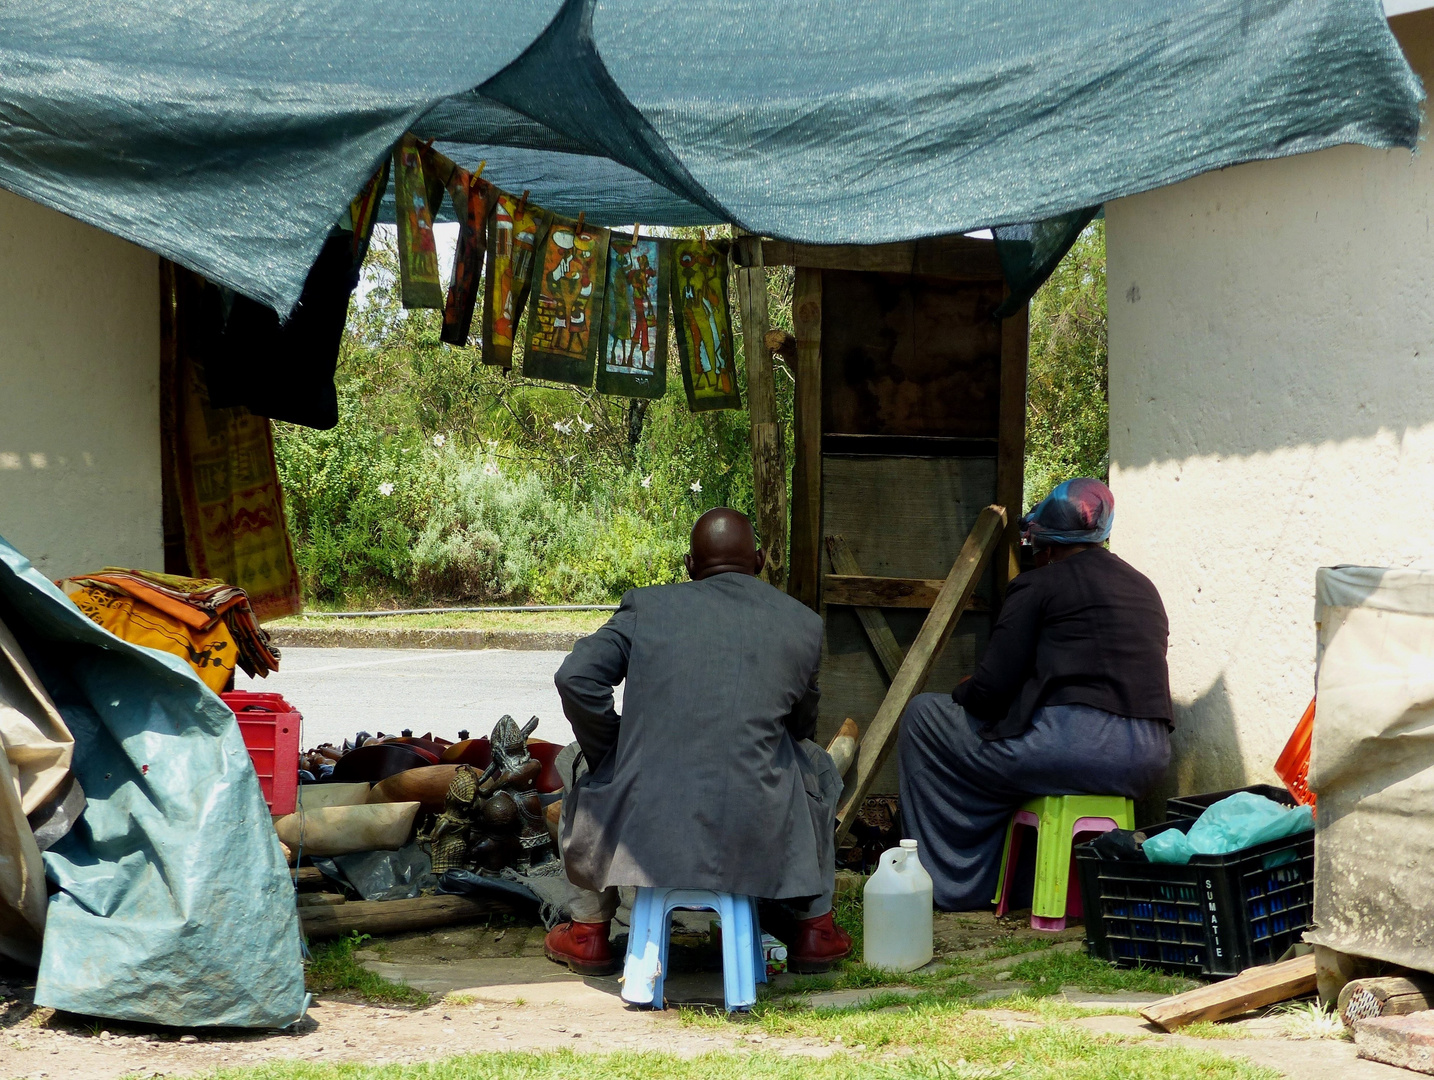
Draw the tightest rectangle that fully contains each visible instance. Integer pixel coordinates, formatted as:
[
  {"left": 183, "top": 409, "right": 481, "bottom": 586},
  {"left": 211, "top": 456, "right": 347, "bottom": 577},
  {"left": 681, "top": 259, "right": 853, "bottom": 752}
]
[
  {"left": 473, "top": 160, "right": 486, "bottom": 180},
  {"left": 517, "top": 189, "right": 530, "bottom": 217},
  {"left": 632, "top": 224, "right": 641, "bottom": 244},
  {"left": 576, "top": 211, "right": 586, "bottom": 235},
  {"left": 699, "top": 227, "right": 706, "bottom": 243}
]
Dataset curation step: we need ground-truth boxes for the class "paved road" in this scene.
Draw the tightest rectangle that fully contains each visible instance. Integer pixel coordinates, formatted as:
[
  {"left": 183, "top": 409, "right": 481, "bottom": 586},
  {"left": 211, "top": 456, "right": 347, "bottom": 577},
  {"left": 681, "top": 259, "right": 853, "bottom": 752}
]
[{"left": 236, "top": 647, "right": 622, "bottom": 750}]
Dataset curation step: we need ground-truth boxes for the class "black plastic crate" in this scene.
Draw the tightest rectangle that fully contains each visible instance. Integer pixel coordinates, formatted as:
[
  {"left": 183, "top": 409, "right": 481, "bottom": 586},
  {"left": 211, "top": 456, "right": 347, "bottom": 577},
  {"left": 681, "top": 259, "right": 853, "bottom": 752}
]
[
  {"left": 1075, "top": 818, "right": 1314, "bottom": 978},
  {"left": 1166, "top": 784, "right": 1295, "bottom": 821}
]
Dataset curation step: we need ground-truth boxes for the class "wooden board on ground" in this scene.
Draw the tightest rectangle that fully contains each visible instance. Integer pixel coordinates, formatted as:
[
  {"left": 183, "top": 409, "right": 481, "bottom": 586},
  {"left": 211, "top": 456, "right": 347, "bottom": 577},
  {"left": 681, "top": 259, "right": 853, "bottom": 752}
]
[
  {"left": 301, "top": 894, "right": 514, "bottom": 940},
  {"left": 1139, "top": 954, "right": 1319, "bottom": 1031},
  {"left": 833, "top": 504, "right": 1006, "bottom": 844}
]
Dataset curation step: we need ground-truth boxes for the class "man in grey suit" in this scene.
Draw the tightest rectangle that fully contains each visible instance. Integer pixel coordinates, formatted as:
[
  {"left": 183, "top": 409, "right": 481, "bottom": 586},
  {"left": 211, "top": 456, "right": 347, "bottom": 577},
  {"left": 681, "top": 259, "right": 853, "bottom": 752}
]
[{"left": 544, "top": 508, "right": 852, "bottom": 975}]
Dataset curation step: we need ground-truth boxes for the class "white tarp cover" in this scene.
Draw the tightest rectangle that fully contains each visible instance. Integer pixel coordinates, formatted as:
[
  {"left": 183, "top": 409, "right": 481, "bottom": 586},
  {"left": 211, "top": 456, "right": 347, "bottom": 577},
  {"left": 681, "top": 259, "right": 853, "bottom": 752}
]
[
  {"left": 0, "top": 614, "right": 73, "bottom": 967},
  {"left": 1306, "top": 565, "right": 1434, "bottom": 973}
]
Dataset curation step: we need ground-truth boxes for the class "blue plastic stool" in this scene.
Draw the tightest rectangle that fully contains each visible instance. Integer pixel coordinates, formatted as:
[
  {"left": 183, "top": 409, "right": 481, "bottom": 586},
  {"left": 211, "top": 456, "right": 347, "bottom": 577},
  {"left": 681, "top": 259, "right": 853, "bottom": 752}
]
[{"left": 620, "top": 888, "right": 765, "bottom": 1012}]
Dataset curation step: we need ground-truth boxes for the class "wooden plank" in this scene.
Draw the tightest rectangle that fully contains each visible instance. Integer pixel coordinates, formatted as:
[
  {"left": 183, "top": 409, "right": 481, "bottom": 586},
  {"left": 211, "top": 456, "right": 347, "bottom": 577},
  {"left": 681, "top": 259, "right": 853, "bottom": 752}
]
[
  {"left": 1139, "top": 954, "right": 1319, "bottom": 1032},
  {"left": 788, "top": 267, "right": 823, "bottom": 610},
  {"left": 760, "top": 236, "right": 1003, "bottom": 280},
  {"left": 300, "top": 894, "right": 514, "bottom": 940},
  {"left": 834, "top": 505, "right": 1007, "bottom": 843},
  {"left": 816, "top": 455, "right": 996, "bottom": 789},
  {"left": 734, "top": 230, "right": 788, "bottom": 591},
  {"left": 995, "top": 295, "right": 1029, "bottom": 603},
  {"left": 826, "top": 535, "right": 905, "bottom": 682},
  {"left": 291, "top": 865, "right": 326, "bottom": 889},
  {"left": 823, "top": 574, "right": 991, "bottom": 611}
]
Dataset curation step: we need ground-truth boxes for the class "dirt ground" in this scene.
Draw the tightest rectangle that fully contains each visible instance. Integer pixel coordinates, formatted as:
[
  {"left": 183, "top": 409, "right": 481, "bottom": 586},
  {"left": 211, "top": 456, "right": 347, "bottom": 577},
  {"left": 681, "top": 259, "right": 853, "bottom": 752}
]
[{"left": 0, "top": 912, "right": 1412, "bottom": 1080}]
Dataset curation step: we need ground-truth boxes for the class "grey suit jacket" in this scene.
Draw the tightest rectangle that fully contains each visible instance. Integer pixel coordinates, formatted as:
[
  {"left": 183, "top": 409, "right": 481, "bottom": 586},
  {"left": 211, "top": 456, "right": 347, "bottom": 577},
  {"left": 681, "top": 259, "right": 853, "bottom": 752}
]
[{"left": 554, "top": 571, "right": 830, "bottom": 900}]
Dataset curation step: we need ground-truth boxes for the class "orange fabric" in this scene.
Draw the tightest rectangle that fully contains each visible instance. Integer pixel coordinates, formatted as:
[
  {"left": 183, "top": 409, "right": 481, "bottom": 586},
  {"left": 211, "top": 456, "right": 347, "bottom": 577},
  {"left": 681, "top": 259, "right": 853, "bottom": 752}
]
[
  {"left": 66, "top": 585, "right": 237, "bottom": 693},
  {"left": 85, "top": 575, "right": 215, "bottom": 630}
]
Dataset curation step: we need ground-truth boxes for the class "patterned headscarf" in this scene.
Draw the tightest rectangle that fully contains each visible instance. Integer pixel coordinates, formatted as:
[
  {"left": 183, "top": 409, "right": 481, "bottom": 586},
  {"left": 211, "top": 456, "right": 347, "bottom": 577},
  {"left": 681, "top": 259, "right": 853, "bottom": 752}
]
[{"left": 1021, "top": 478, "right": 1114, "bottom": 547}]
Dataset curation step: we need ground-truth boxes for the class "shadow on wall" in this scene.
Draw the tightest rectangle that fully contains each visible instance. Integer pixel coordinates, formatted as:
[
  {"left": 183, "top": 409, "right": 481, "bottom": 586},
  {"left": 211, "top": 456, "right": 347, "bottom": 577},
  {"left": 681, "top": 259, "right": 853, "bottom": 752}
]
[{"left": 1140, "top": 673, "right": 1247, "bottom": 823}]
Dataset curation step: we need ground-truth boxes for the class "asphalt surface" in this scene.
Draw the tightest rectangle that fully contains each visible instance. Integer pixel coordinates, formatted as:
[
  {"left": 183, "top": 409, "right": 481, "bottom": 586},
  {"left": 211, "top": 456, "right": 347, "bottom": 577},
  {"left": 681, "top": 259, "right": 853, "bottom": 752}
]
[{"left": 236, "top": 647, "right": 621, "bottom": 751}]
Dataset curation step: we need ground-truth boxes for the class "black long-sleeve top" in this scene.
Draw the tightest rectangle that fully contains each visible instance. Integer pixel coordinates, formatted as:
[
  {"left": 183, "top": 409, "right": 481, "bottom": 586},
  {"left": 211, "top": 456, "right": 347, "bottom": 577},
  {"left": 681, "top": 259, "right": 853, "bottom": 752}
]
[{"left": 954, "top": 546, "right": 1173, "bottom": 740}]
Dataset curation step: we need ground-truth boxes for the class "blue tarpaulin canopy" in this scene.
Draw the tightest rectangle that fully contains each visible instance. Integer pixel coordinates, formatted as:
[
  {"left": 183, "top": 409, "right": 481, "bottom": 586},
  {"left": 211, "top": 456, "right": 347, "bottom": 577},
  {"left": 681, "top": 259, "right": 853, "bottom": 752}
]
[{"left": 0, "top": 0, "right": 1421, "bottom": 314}]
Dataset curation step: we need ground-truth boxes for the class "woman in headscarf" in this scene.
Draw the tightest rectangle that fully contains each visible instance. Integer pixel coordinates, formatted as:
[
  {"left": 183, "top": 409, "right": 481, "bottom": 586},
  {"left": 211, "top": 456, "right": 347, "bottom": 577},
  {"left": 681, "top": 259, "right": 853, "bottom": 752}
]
[{"left": 896, "top": 478, "right": 1173, "bottom": 910}]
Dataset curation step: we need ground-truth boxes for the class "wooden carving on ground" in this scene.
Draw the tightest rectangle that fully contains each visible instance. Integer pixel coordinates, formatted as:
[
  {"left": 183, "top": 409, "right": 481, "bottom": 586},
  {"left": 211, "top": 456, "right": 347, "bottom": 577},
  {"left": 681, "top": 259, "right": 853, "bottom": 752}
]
[{"left": 422, "top": 715, "right": 555, "bottom": 874}]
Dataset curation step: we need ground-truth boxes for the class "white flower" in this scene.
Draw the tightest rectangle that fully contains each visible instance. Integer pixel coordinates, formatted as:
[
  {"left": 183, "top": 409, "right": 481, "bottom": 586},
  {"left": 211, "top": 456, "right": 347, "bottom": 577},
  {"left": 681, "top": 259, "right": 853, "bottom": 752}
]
[
  {"left": 579, "top": 419, "right": 593, "bottom": 433},
  {"left": 552, "top": 419, "right": 573, "bottom": 435},
  {"left": 483, "top": 462, "right": 500, "bottom": 477},
  {"left": 641, "top": 474, "right": 653, "bottom": 489},
  {"left": 377, "top": 482, "right": 395, "bottom": 496},
  {"left": 432, "top": 433, "right": 446, "bottom": 448},
  {"left": 690, "top": 480, "right": 703, "bottom": 494}
]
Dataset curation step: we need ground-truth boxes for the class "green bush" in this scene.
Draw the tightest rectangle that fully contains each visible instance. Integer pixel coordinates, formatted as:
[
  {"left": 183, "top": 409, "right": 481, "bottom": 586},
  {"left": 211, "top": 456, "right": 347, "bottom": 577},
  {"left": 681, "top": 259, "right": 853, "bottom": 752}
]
[{"left": 275, "top": 224, "right": 1107, "bottom": 606}]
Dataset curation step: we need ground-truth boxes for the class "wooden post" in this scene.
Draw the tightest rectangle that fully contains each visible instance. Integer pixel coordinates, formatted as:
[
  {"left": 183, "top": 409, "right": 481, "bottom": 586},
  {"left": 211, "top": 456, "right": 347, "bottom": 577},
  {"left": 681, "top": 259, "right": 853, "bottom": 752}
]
[
  {"left": 789, "top": 267, "right": 823, "bottom": 609},
  {"left": 1340, "top": 976, "right": 1434, "bottom": 1028},
  {"left": 834, "top": 505, "right": 1007, "bottom": 844},
  {"left": 300, "top": 894, "right": 513, "bottom": 940},
  {"left": 734, "top": 231, "right": 787, "bottom": 590},
  {"left": 826, "top": 535, "right": 904, "bottom": 682},
  {"left": 996, "top": 298, "right": 1029, "bottom": 603}
]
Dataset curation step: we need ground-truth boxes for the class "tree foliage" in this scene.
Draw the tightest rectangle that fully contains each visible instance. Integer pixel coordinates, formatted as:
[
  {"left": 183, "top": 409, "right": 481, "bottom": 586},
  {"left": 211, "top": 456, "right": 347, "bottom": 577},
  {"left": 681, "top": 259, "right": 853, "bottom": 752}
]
[{"left": 1023, "top": 221, "right": 1108, "bottom": 509}]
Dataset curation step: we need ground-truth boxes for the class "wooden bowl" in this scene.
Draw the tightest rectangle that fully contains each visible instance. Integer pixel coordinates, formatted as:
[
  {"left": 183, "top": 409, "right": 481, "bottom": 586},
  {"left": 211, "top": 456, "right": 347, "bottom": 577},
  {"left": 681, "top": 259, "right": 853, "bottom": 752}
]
[{"left": 367, "top": 765, "right": 461, "bottom": 814}]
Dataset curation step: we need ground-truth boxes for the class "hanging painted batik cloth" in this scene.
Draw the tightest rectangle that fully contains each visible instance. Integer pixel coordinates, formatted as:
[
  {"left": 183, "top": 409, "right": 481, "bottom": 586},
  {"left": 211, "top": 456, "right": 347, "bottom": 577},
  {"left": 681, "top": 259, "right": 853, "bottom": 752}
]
[
  {"left": 393, "top": 134, "right": 443, "bottom": 309},
  {"left": 673, "top": 237, "right": 741, "bottom": 412},
  {"left": 416, "top": 142, "right": 493, "bottom": 346},
  {"left": 482, "top": 191, "right": 551, "bottom": 369},
  {"left": 347, "top": 158, "right": 390, "bottom": 270},
  {"left": 524, "top": 216, "right": 610, "bottom": 387},
  {"left": 441, "top": 170, "right": 493, "bottom": 346},
  {"left": 596, "top": 231, "right": 669, "bottom": 400}
]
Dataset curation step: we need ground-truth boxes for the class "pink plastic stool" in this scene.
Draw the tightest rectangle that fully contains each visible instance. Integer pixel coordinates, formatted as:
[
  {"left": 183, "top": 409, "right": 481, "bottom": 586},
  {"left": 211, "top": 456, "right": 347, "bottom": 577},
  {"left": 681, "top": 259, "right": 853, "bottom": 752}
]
[{"left": 992, "top": 795, "right": 1134, "bottom": 931}]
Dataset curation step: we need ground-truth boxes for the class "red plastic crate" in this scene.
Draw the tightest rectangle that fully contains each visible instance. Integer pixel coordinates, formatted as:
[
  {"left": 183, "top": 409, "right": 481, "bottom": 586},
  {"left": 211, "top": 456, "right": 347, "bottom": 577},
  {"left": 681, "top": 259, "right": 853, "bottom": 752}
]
[{"left": 222, "top": 691, "right": 302, "bottom": 816}]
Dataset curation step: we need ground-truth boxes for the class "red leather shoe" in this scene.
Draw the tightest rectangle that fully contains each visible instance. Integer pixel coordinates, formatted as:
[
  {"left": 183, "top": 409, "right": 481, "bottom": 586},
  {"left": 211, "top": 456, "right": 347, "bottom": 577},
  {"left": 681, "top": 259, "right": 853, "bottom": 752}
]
[
  {"left": 788, "top": 911, "right": 853, "bottom": 973},
  {"left": 543, "top": 920, "right": 619, "bottom": 976}
]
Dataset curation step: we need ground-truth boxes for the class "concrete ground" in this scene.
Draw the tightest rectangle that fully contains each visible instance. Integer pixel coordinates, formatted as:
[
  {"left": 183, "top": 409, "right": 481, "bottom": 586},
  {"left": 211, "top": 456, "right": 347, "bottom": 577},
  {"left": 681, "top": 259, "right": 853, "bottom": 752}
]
[
  {"left": 236, "top": 647, "right": 622, "bottom": 749},
  {"left": 1, "top": 911, "right": 1411, "bottom": 1080}
]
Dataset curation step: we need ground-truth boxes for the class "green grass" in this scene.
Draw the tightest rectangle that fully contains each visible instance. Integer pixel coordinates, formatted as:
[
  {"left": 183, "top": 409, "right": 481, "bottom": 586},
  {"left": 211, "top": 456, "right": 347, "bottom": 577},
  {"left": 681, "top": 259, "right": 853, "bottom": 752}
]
[
  {"left": 1004, "top": 950, "right": 1196, "bottom": 999},
  {"left": 185, "top": 1027, "right": 1277, "bottom": 1080},
  {"left": 304, "top": 933, "right": 429, "bottom": 1006}
]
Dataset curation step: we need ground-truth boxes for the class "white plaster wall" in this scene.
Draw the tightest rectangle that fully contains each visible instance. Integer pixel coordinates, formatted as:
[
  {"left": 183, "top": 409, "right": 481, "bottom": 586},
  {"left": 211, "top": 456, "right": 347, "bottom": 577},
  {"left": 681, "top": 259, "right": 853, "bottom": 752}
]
[
  {"left": 1106, "top": 11, "right": 1434, "bottom": 800},
  {"left": 0, "top": 189, "right": 161, "bottom": 579}
]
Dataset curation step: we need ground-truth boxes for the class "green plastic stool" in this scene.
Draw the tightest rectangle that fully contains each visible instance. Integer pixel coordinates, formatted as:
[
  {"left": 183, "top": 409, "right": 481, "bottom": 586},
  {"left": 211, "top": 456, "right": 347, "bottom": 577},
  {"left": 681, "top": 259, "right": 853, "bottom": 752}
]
[{"left": 992, "top": 794, "right": 1135, "bottom": 931}]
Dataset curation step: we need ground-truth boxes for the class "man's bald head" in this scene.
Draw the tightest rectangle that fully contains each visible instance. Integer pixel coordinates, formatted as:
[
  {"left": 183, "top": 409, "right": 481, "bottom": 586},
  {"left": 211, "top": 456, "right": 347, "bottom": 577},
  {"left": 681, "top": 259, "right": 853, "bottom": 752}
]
[{"left": 684, "top": 508, "right": 766, "bottom": 581}]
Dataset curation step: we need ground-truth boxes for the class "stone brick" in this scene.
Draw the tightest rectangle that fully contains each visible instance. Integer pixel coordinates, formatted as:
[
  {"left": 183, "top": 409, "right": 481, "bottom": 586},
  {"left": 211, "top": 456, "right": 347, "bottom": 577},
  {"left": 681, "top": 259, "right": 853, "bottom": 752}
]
[{"left": 1356, "top": 1010, "right": 1434, "bottom": 1074}]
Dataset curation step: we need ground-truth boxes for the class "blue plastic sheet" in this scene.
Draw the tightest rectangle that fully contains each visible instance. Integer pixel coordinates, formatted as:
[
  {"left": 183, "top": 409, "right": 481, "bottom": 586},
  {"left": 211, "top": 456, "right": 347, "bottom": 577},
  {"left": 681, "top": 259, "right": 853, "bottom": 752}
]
[
  {"left": 1145, "top": 793, "right": 1315, "bottom": 865},
  {"left": 0, "top": 537, "right": 306, "bottom": 1028},
  {"left": 0, "top": 0, "right": 1420, "bottom": 315}
]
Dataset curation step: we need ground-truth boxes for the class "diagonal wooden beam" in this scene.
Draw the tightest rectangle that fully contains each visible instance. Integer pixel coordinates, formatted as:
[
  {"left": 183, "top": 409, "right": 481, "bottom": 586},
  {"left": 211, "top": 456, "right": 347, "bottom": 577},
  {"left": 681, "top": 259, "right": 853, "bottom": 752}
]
[
  {"left": 825, "top": 535, "right": 904, "bottom": 683},
  {"left": 834, "top": 505, "right": 1008, "bottom": 844}
]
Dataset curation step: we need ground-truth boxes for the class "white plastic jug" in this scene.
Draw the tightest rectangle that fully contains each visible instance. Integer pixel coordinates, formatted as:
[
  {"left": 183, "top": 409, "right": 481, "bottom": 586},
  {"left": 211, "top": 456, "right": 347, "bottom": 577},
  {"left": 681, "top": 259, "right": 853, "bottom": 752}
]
[{"left": 863, "top": 838, "right": 934, "bottom": 971}]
